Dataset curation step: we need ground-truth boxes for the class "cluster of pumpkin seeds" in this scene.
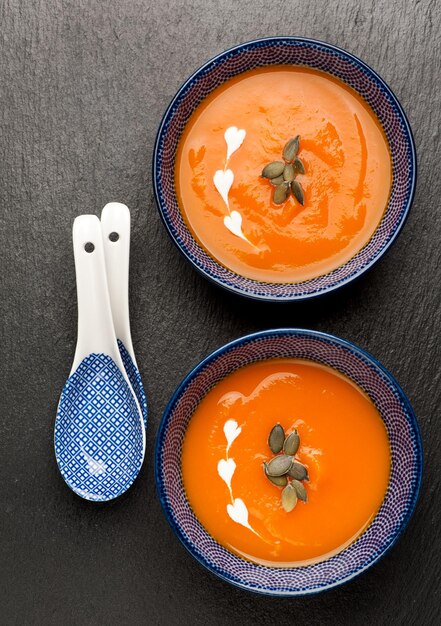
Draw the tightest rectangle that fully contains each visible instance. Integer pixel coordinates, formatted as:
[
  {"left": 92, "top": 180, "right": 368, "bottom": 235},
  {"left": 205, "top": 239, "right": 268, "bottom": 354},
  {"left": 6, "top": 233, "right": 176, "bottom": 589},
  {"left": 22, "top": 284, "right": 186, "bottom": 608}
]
[
  {"left": 263, "top": 423, "right": 308, "bottom": 512},
  {"left": 261, "top": 136, "right": 305, "bottom": 206}
]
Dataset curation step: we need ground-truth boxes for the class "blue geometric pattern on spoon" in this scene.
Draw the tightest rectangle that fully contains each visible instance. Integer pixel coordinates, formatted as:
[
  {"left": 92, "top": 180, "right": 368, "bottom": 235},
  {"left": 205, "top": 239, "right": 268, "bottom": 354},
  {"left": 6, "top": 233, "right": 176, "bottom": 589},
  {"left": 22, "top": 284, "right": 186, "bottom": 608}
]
[
  {"left": 54, "top": 215, "right": 145, "bottom": 501},
  {"left": 117, "top": 339, "right": 148, "bottom": 428},
  {"left": 55, "top": 353, "right": 144, "bottom": 501},
  {"left": 101, "top": 203, "right": 148, "bottom": 428}
]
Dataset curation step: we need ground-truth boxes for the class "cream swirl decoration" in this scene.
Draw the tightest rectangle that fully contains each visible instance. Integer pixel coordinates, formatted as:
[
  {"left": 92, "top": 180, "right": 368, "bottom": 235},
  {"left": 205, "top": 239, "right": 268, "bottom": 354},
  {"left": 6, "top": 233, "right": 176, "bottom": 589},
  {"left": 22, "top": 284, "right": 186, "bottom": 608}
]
[
  {"left": 217, "top": 419, "right": 259, "bottom": 535},
  {"left": 213, "top": 127, "right": 259, "bottom": 250}
]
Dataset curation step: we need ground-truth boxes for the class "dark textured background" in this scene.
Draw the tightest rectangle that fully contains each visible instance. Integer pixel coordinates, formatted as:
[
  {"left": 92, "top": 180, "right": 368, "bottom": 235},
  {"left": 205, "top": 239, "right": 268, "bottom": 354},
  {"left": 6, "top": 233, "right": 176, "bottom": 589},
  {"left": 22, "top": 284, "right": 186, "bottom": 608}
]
[{"left": 0, "top": 0, "right": 440, "bottom": 624}]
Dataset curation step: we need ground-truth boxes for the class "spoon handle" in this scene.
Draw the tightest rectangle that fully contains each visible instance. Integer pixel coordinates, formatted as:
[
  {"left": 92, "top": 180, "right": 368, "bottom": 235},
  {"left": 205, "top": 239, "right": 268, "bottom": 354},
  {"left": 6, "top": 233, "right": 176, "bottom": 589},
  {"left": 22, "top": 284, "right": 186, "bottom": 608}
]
[
  {"left": 71, "top": 214, "right": 123, "bottom": 374},
  {"left": 100, "top": 202, "right": 137, "bottom": 365}
]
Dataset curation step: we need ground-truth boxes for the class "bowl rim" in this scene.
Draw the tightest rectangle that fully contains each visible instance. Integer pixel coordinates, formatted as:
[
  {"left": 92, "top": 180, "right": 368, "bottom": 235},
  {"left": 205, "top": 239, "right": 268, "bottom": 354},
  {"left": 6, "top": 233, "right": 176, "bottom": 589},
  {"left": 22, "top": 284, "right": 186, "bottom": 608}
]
[
  {"left": 152, "top": 36, "right": 417, "bottom": 302},
  {"left": 155, "top": 328, "right": 423, "bottom": 596}
]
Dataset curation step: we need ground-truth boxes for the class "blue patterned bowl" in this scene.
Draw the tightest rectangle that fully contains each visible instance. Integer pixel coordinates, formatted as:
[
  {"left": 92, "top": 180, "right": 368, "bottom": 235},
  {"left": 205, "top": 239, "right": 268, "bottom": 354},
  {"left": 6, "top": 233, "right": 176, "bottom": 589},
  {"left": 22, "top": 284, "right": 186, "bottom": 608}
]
[
  {"left": 153, "top": 37, "right": 416, "bottom": 301},
  {"left": 155, "top": 329, "right": 422, "bottom": 595}
]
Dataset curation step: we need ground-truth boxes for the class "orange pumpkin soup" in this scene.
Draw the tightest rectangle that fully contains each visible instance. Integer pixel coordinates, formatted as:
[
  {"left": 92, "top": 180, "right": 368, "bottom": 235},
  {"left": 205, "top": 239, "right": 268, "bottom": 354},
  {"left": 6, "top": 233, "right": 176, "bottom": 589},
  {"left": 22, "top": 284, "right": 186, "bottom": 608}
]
[
  {"left": 176, "top": 67, "right": 392, "bottom": 283},
  {"left": 182, "top": 359, "right": 390, "bottom": 566}
]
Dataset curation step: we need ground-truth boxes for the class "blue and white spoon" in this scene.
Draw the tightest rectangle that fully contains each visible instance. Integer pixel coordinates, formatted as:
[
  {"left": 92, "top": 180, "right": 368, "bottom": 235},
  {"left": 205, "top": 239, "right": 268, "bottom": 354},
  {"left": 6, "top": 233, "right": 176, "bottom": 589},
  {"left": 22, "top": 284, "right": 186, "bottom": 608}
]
[
  {"left": 100, "top": 202, "right": 147, "bottom": 429},
  {"left": 54, "top": 215, "right": 145, "bottom": 501}
]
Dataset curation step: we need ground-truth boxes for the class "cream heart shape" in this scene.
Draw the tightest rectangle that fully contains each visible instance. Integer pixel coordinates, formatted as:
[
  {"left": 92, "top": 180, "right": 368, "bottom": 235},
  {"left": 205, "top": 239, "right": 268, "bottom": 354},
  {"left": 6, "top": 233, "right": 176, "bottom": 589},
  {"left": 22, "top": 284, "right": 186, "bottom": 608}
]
[
  {"left": 213, "top": 168, "right": 234, "bottom": 209},
  {"left": 224, "top": 126, "right": 246, "bottom": 160},
  {"left": 217, "top": 458, "right": 236, "bottom": 489},
  {"left": 223, "top": 419, "right": 242, "bottom": 451},
  {"left": 224, "top": 210, "right": 247, "bottom": 241},
  {"left": 227, "top": 498, "right": 252, "bottom": 529}
]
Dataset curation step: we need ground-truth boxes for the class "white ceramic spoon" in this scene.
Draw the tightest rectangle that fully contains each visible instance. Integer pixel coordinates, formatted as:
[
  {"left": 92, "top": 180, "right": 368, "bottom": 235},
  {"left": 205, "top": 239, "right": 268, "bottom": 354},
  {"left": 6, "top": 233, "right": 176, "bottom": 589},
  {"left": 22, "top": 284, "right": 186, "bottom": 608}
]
[
  {"left": 100, "top": 202, "right": 147, "bottom": 428},
  {"left": 54, "top": 215, "right": 145, "bottom": 501}
]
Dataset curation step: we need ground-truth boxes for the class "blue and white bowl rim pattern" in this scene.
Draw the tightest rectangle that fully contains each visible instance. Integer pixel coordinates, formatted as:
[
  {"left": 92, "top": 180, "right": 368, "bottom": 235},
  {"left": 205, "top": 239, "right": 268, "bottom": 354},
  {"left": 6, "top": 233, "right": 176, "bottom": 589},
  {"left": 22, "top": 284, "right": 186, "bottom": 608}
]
[
  {"left": 153, "top": 36, "right": 417, "bottom": 301},
  {"left": 155, "top": 329, "right": 422, "bottom": 596}
]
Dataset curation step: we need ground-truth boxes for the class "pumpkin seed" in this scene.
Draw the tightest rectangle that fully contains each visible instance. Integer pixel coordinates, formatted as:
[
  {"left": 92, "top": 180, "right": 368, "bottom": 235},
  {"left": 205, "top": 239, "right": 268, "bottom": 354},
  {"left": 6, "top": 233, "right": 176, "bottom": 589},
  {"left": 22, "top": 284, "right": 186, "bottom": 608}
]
[
  {"left": 283, "top": 430, "right": 300, "bottom": 456},
  {"left": 262, "top": 161, "right": 285, "bottom": 179},
  {"left": 283, "top": 163, "right": 295, "bottom": 182},
  {"left": 291, "top": 180, "right": 305, "bottom": 205},
  {"left": 287, "top": 461, "right": 309, "bottom": 481},
  {"left": 292, "top": 479, "right": 308, "bottom": 502},
  {"left": 263, "top": 464, "right": 288, "bottom": 486},
  {"left": 273, "top": 184, "right": 289, "bottom": 205},
  {"left": 294, "top": 156, "right": 305, "bottom": 174},
  {"left": 283, "top": 136, "right": 300, "bottom": 163},
  {"left": 269, "top": 174, "right": 285, "bottom": 185},
  {"left": 266, "top": 454, "right": 293, "bottom": 477},
  {"left": 281, "top": 483, "right": 298, "bottom": 512},
  {"left": 268, "top": 423, "right": 285, "bottom": 454}
]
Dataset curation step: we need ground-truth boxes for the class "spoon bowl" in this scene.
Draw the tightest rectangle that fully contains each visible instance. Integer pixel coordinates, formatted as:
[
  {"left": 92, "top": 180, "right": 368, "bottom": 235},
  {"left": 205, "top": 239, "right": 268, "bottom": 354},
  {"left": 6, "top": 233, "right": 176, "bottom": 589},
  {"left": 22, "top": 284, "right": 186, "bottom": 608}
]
[{"left": 55, "top": 353, "right": 144, "bottom": 501}]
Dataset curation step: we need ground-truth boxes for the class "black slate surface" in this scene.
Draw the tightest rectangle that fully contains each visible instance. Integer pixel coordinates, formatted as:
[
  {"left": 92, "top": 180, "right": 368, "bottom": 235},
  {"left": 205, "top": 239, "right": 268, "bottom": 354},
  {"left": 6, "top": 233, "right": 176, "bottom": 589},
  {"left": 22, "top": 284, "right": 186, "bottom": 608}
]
[{"left": 0, "top": 1, "right": 440, "bottom": 624}]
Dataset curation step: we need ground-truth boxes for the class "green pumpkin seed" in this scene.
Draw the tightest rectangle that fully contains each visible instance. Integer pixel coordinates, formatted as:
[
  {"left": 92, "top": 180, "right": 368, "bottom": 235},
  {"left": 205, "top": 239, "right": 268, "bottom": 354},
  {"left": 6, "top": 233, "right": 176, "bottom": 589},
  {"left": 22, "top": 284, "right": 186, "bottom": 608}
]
[
  {"left": 262, "top": 161, "right": 285, "bottom": 179},
  {"left": 266, "top": 454, "right": 293, "bottom": 477},
  {"left": 268, "top": 423, "right": 285, "bottom": 454},
  {"left": 273, "top": 184, "right": 289, "bottom": 205},
  {"left": 267, "top": 473, "right": 289, "bottom": 487},
  {"left": 281, "top": 483, "right": 298, "bottom": 512},
  {"left": 263, "top": 464, "right": 288, "bottom": 486},
  {"left": 287, "top": 461, "right": 309, "bottom": 481},
  {"left": 283, "top": 136, "right": 300, "bottom": 163},
  {"left": 283, "top": 430, "right": 300, "bottom": 456},
  {"left": 291, "top": 180, "right": 305, "bottom": 205},
  {"left": 283, "top": 163, "right": 295, "bottom": 182},
  {"left": 270, "top": 174, "right": 285, "bottom": 185},
  {"left": 292, "top": 479, "right": 308, "bottom": 502},
  {"left": 294, "top": 156, "right": 305, "bottom": 174}
]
